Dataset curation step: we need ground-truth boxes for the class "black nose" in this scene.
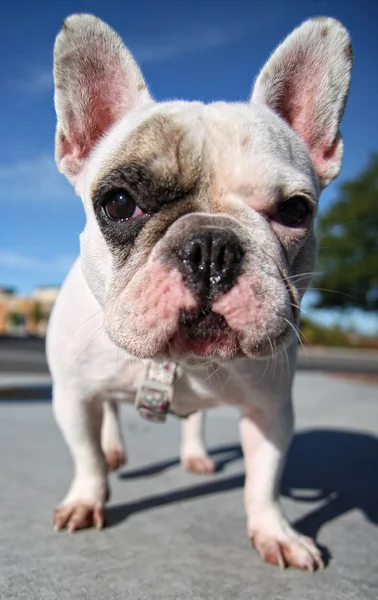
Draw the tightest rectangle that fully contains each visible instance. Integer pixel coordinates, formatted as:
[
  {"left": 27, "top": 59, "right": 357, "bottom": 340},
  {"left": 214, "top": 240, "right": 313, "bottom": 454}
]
[{"left": 177, "top": 228, "right": 244, "bottom": 300}]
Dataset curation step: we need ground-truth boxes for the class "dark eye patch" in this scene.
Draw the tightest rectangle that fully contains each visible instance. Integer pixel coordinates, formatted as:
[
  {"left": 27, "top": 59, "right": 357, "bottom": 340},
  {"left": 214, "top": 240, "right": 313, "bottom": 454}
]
[
  {"left": 93, "top": 163, "right": 198, "bottom": 215},
  {"left": 92, "top": 162, "right": 200, "bottom": 259}
]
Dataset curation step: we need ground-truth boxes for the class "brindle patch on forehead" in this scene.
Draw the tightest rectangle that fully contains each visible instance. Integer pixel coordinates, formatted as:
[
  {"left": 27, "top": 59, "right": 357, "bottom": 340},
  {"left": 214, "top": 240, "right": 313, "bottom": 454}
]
[
  {"left": 91, "top": 112, "right": 206, "bottom": 201},
  {"left": 91, "top": 111, "right": 213, "bottom": 270}
]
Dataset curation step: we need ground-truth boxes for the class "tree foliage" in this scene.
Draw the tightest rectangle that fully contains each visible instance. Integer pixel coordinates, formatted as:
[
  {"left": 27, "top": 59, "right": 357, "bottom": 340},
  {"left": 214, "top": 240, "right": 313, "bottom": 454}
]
[
  {"left": 313, "top": 154, "right": 378, "bottom": 312},
  {"left": 30, "top": 301, "right": 44, "bottom": 325}
]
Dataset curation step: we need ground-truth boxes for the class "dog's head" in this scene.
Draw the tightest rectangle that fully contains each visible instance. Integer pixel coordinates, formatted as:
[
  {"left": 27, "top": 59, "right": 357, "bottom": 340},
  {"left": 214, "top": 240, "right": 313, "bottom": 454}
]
[{"left": 53, "top": 15, "right": 352, "bottom": 360}]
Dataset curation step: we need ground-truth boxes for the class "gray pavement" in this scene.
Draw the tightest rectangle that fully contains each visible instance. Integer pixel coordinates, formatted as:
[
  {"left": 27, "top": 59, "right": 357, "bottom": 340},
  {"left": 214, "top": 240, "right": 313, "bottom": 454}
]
[{"left": 1, "top": 371, "right": 377, "bottom": 599}]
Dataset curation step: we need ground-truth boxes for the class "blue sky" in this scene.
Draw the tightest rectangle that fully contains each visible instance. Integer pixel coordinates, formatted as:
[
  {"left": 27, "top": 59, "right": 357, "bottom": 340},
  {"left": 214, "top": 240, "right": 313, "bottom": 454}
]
[{"left": 1, "top": 0, "right": 377, "bottom": 333}]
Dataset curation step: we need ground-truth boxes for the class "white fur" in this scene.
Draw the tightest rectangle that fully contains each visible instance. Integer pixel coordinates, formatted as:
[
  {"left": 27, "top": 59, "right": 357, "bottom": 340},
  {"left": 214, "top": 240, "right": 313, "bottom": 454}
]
[{"left": 47, "top": 14, "right": 352, "bottom": 569}]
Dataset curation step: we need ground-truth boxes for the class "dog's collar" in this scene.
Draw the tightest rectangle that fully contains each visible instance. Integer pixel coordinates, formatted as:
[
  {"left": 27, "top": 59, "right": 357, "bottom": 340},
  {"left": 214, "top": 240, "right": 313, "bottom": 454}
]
[{"left": 135, "top": 360, "right": 182, "bottom": 423}]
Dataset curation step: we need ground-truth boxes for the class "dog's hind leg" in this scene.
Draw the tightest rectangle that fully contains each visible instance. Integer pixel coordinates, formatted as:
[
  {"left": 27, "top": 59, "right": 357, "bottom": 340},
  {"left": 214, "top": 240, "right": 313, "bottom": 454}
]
[
  {"left": 101, "top": 400, "right": 127, "bottom": 472},
  {"left": 180, "top": 411, "right": 215, "bottom": 474}
]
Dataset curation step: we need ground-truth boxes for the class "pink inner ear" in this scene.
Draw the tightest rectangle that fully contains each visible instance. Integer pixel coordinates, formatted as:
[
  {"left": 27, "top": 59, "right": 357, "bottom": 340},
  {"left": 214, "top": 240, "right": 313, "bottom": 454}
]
[
  {"left": 68, "top": 109, "right": 113, "bottom": 159},
  {"left": 68, "top": 74, "right": 128, "bottom": 159},
  {"left": 271, "top": 55, "right": 339, "bottom": 180},
  {"left": 57, "top": 76, "right": 126, "bottom": 175},
  {"left": 271, "top": 50, "right": 323, "bottom": 151},
  {"left": 61, "top": 36, "right": 144, "bottom": 161}
]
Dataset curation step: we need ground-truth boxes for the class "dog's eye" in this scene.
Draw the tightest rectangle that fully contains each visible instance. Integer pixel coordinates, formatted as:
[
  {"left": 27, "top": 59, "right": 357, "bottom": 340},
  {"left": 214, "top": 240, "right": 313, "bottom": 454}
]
[
  {"left": 276, "top": 197, "right": 311, "bottom": 227},
  {"left": 102, "top": 190, "right": 142, "bottom": 221}
]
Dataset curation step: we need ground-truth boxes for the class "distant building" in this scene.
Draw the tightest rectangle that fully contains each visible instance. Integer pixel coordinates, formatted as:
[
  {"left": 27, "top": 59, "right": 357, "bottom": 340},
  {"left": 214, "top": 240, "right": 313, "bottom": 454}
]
[
  {"left": 0, "top": 285, "right": 60, "bottom": 336},
  {"left": 31, "top": 286, "right": 60, "bottom": 309}
]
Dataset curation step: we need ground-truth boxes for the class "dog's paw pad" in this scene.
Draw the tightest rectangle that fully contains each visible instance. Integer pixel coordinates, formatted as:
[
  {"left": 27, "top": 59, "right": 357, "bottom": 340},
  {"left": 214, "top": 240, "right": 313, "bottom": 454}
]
[
  {"left": 53, "top": 502, "right": 105, "bottom": 532},
  {"left": 105, "top": 449, "right": 127, "bottom": 472},
  {"left": 182, "top": 456, "right": 216, "bottom": 474},
  {"left": 250, "top": 532, "right": 324, "bottom": 571}
]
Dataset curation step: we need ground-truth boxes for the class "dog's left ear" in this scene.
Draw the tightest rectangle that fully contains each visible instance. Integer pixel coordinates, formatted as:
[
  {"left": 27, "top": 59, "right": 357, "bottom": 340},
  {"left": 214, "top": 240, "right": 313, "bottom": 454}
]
[
  {"left": 53, "top": 14, "right": 151, "bottom": 186},
  {"left": 251, "top": 18, "right": 352, "bottom": 188}
]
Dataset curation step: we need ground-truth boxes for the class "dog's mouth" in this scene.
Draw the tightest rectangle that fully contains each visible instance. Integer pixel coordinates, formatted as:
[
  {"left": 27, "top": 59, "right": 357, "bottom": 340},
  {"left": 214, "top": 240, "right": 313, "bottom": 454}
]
[
  {"left": 168, "top": 309, "right": 240, "bottom": 358},
  {"left": 178, "top": 309, "right": 229, "bottom": 339}
]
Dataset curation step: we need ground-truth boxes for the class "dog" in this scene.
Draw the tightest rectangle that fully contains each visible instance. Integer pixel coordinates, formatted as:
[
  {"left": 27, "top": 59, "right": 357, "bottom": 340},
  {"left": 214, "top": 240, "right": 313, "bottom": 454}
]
[{"left": 46, "top": 14, "right": 352, "bottom": 570}]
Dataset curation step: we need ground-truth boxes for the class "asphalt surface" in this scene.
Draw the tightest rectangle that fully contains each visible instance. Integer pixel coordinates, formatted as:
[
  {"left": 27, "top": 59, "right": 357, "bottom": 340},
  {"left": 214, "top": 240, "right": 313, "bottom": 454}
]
[{"left": 1, "top": 371, "right": 378, "bottom": 599}]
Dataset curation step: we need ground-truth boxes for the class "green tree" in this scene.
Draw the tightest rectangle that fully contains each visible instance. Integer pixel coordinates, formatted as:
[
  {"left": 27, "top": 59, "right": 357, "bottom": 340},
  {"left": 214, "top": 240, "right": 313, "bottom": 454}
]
[
  {"left": 313, "top": 154, "right": 378, "bottom": 312},
  {"left": 8, "top": 312, "right": 24, "bottom": 327},
  {"left": 30, "top": 301, "right": 44, "bottom": 325}
]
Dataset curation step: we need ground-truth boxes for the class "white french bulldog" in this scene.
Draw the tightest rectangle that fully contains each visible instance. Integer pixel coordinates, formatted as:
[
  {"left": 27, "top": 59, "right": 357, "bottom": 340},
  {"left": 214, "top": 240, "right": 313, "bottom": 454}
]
[{"left": 46, "top": 14, "right": 352, "bottom": 570}]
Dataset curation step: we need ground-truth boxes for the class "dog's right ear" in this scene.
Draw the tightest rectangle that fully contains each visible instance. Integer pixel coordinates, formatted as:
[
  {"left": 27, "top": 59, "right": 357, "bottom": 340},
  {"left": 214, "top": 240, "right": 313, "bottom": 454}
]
[{"left": 53, "top": 14, "right": 151, "bottom": 185}]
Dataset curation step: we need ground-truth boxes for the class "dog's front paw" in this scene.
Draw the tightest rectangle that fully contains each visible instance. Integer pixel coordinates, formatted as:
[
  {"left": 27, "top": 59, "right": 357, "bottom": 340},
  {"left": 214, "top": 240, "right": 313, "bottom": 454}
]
[
  {"left": 181, "top": 455, "right": 216, "bottom": 474},
  {"left": 248, "top": 511, "right": 323, "bottom": 571},
  {"left": 53, "top": 501, "right": 105, "bottom": 532},
  {"left": 53, "top": 477, "right": 109, "bottom": 532}
]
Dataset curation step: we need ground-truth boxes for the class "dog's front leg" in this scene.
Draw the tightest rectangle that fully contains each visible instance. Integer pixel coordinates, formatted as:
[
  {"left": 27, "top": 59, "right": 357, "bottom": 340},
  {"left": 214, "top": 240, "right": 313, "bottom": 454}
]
[
  {"left": 240, "top": 398, "right": 323, "bottom": 571},
  {"left": 180, "top": 411, "right": 215, "bottom": 474},
  {"left": 52, "top": 386, "right": 108, "bottom": 532}
]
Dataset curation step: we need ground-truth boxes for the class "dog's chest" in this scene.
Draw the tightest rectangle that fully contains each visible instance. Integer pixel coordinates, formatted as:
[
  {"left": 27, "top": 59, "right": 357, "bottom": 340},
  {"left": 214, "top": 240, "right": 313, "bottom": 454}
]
[{"left": 104, "top": 358, "right": 247, "bottom": 415}]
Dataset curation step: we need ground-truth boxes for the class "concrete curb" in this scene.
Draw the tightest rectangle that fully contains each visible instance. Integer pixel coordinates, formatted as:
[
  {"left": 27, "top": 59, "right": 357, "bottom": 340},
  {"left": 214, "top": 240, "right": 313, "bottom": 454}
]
[
  {"left": 0, "top": 374, "right": 52, "bottom": 398},
  {"left": 0, "top": 374, "right": 52, "bottom": 389}
]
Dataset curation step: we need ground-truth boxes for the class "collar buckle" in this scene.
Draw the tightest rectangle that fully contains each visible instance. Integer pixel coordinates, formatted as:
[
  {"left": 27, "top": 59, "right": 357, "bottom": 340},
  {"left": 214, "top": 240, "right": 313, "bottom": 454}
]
[{"left": 135, "top": 360, "right": 178, "bottom": 423}]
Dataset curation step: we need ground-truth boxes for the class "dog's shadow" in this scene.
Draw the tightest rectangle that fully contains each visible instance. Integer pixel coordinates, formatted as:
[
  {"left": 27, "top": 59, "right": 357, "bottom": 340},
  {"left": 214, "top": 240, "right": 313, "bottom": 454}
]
[{"left": 108, "top": 429, "right": 378, "bottom": 559}]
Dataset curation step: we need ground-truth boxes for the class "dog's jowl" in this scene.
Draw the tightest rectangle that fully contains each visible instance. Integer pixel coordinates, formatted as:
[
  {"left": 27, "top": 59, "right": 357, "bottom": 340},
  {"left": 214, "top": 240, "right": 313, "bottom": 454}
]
[{"left": 47, "top": 14, "right": 352, "bottom": 570}]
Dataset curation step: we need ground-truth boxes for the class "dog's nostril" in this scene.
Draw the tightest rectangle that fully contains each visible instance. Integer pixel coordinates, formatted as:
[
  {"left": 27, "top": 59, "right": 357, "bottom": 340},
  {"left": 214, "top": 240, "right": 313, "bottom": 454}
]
[
  {"left": 189, "top": 243, "right": 203, "bottom": 269},
  {"left": 213, "top": 244, "right": 226, "bottom": 272},
  {"left": 212, "top": 241, "right": 243, "bottom": 275}
]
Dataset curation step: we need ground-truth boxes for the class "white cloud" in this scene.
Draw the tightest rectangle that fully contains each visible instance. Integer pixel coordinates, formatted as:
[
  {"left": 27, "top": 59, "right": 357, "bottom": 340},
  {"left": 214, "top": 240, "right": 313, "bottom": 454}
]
[
  {"left": 27, "top": 68, "right": 53, "bottom": 94},
  {"left": 0, "top": 154, "right": 73, "bottom": 203},
  {"left": 0, "top": 250, "right": 75, "bottom": 272},
  {"left": 10, "top": 66, "right": 53, "bottom": 95},
  {"left": 132, "top": 23, "right": 252, "bottom": 63}
]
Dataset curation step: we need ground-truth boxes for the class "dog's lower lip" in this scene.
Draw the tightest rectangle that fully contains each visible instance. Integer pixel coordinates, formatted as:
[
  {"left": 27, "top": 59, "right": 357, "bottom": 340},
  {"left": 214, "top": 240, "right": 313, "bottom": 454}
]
[{"left": 169, "top": 312, "right": 239, "bottom": 357}]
